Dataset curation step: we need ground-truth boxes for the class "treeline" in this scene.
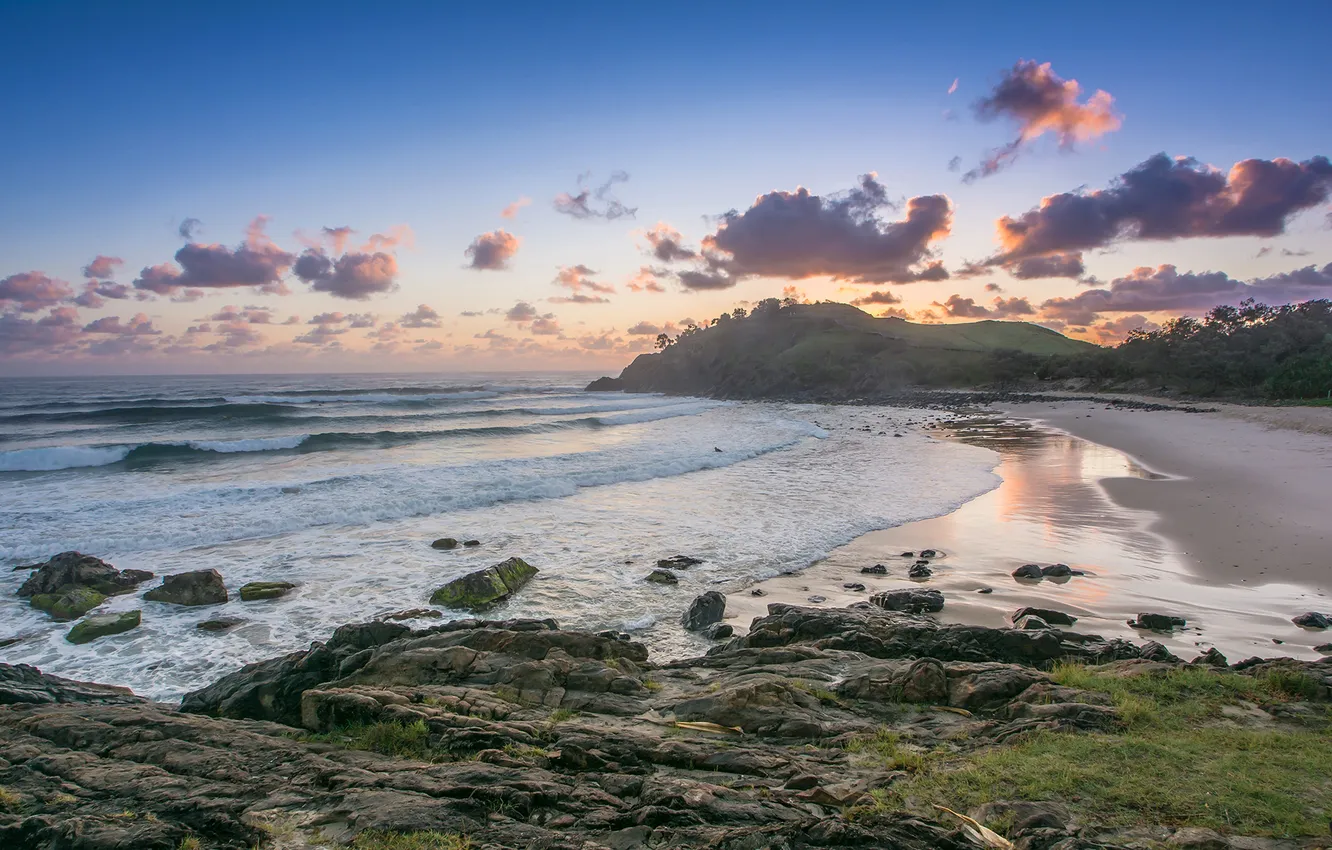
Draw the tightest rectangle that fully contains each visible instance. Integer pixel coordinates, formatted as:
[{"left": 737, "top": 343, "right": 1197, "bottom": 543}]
[{"left": 1032, "top": 299, "right": 1332, "bottom": 399}]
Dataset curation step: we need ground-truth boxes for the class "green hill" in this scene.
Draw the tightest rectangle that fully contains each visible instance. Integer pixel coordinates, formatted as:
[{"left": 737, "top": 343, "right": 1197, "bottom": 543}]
[{"left": 594, "top": 301, "right": 1096, "bottom": 397}]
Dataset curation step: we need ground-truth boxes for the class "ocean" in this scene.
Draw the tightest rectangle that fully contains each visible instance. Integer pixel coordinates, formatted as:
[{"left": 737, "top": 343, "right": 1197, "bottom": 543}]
[{"left": 0, "top": 373, "right": 1001, "bottom": 700}]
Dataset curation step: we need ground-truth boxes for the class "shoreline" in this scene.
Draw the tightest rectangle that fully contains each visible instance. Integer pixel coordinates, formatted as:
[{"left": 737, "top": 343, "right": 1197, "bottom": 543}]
[{"left": 728, "top": 401, "right": 1332, "bottom": 662}]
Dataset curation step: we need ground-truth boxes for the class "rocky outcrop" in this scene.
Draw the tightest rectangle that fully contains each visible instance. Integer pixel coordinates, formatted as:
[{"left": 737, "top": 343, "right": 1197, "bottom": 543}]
[
  {"left": 1013, "top": 606, "right": 1078, "bottom": 626},
  {"left": 238, "top": 581, "right": 296, "bottom": 601},
  {"left": 682, "top": 591, "right": 726, "bottom": 631},
  {"left": 1292, "top": 611, "right": 1329, "bottom": 629},
  {"left": 429, "top": 558, "right": 537, "bottom": 610},
  {"left": 15, "top": 552, "right": 152, "bottom": 621},
  {"left": 869, "top": 588, "right": 944, "bottom": 613},
  {"left": 1131, "top": 613, "right": 1187, "bottom": 631},
  {"left": 66, "top": 610, "right": 141, "bottom": 644},
  {"left": 144, "top": 569, "right": 228, "bottom": 606},
  {"left": 657, "top": 555, "right": 704, "bottom": 570}
]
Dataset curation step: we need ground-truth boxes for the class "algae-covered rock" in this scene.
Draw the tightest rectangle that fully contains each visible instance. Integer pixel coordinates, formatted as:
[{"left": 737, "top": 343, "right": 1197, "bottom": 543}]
[
  {"left": 239, "top": 581, "right": 296, "bottom": 601},
  {"left": 66, "top": 610, "right": 141, "bottom": 644},
  {"left": 430, "top": 557, "right": 537, "bottom": 610},
  {"left": 29, "top": 586, "right": 107, "bottom": 621},
  {"left": 431, "top": 537, "right": 460, "bottom": 550},
  {"left": 144, "top": 569, "right": 228, "bottom": 606}
]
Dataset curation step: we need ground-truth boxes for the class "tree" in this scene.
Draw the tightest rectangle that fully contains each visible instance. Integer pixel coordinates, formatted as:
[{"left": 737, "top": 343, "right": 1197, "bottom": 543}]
[
  {"left": 654, "top": 333, "right": 672, "bottom": 350},
  {"left": 731, "top": 307, "right": 748, "bottom": 320}
]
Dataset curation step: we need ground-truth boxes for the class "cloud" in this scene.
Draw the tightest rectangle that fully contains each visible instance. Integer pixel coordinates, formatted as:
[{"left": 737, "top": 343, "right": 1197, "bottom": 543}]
[
  {"left": 293, "top": 249, "right": 399, "bottom": 299},
  {"left": 73, "top": 280, "right": 132, "bottom": 308},
  {"left": 414, "top": 340, "right": 444, "bottom": 352},
  {"left": 347, "top": 312, "right": 376, "bottom": 328},
  {"left": 965, "top": 60, "right": 1121, "bottom": 181},
  {"left": 134, "top": 217, "right": 296, "bottom": 296},
  {"left": 293, "top": 324, "right": 348, "bottom": 345},
  {"left": 1039, "top": 262, "right": 1332, "bottom": 323},
  {"left": 464, "top": 230, "right": 520, "bottom": 270},
  {"left": 321, "top": 226, "right": 355, "bottom": 254},
  {"left": 0, "top": 272, "right": 74, "bottom": 312},
  {"left": 171, "top": 288, "right": 206, "bottom": 303},
  {"left": 626, "top": 266, "right": 667, "bottom": 293},
  {"left": 849, "top": 290, "right": 903, "bottom": 306},
  {"left": 553, "top": 264, "right": 614, "bottom": 301},
  {"left": 985, "top": 282, "right": 1004, "bottom": 292},
  {"left": 500, "top": 197, "right": 531, "bottom": 219},
  {"left": 82, "top": 255, "right": 123, "bottom": 279},
  {"left": 178, "top": 218, "right": 202, "bottom": 240},
  {"left": 0, "top": 307, "right": 83, "bottom": 356},
  {"left": 553, "top": 171, "right": 637, "bottom": 220},
  {"left": 1005, "top": 251, "right": 1086, "bottom": 279},
  {"left": 550, "top": 293, "right": 610, "bottom": 304},
  {"left": 359, "top": 225, "right": 414, "bottom": 253},
  {"left": 1088, "top": 314, "right": 1161, "bottom": 344},
  {"left": 627, "top": 321, "right": 665, "bottom": 335},
  {"left": 400, "top": 304, "right": 442, "bottom": 328},
  {"left": 936, "top": 294, "right": 1036, "bottom": 318},
  {"left": 308, "top": 312, "right": 347, "bottom": 325},
  {"left": 877, "top": 307, "right": 913, "bottom": 319},
  {"left": 505, "top": 301, "right": 544, "bottom": 323},
  {"left": 675, "top": 173, "right": 952, "bottom": 289},
  {"left": 640, "top": 223, "right": 697, "bottom": 262},
  {"left": 992, "top": 153, "right": 1332, "bottom": 265},
  {"left": 204, "top": 320, "right": 265, "bottom": 350},
  {"left": 948, "top": 78, "right": 959, "bottom": 95},
  {"left": 947, "top": 156, "right": 962, "bottom": 173},
  {"left": 209, "top": 305, "right": 272, "bottom": 324},
  {"left": 82, "top": 313, "right": 160, "bottom": 335},
  {"left": 530, "top": 316, "right": 561, "bottom": 335}
]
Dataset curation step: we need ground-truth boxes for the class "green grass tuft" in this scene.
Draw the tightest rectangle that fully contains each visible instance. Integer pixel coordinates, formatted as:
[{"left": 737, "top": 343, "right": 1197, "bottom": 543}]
[
  {"left": 306, "top": 720, "right": 434, "bottom": 760},
  {"left": 348, "top": 831, "right": 472, "bottom": 850},
  {"left": 844, "top": 727, "right": 929, "bottom": 773}
]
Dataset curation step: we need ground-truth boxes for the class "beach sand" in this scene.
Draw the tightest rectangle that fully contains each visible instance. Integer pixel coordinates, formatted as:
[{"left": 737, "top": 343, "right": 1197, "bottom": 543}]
[{"left": 728, "top": 401, "right": 1332, "bottom": 663}]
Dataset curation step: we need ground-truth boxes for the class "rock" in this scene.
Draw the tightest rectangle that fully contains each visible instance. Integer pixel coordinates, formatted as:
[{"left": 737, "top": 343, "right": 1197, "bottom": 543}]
[
  {"left": 860, "top": 564, "right": 888, "bottom": 575},
  {"left": 1139, "top": 641, "right": 1182, "bottom": 663},
  {"left": 28, "top": 585, "right": 107, "bottom": 621},
  {"left": 977, "top": 587, "right": 993, "bottom": 594},
  {"left": 1315, "top": 642, "right": 1332, "bottom": 654},
  {"left": 1013, "top": 606, "right": 1078, "bottom": 626},
  {"left": 900, "top": 551, "right": 915, "bottom": 557},
  {"left": 585, "top": 375, "right": 624, "bottom": 391},
  {"left": 645, "top": 568, "right": 679, "bottom": 585},
  {"left": 66, "top": 610, "right": 141, "bottom": 644},
  {"left": 1131, "top": 613, "right": 1186, "bottom": 631},
  {"left": 657, "top": 554, "right": 704, "bottom": 570},
  {"left": 919, "top": 549, "right": 939, "bottom": 558},
  {"left": 783, "top": 774, "right": 820, "bottom": 791},
  {"left": 1041, "top": 563, "right": 1081, "bottom": 577},
  {"left": 1192, "top": 648, "right": 1228, "bottom": 667},
  {"left": 0, "top": 663, "right": 141, "bottom": 705},
  {"left": 807, "top": 595, "right": 827, "bottom": 604},
  {"left": 682, "top": 591, "right": 726, "bottom": 631},
  {"left": 750, "top": 588, "right": 766, "bottom": 597},
  {"left": 970, "top": 800, "right": 1070, "bottom": 836},
  {"left": 463, "top": 539, "right": 482, "bottom": 547},
  {"left": 1292, "top": 611, "right": 1330, "bottom": 629},
  {"left": 1167, "top": 827, "right": 1231, "bottom": 849},
  {"left": 197, "top": 617, "right": 245, "bottom": 631},
  {"left": 843, "top": 582, "right": 866, "bottom": 592},
  {"left": 144, "top": 568, "right": 228, "bottom": 606},
  {"left": 1012, "top": 564, "right": 1044, "bottom": 579},
  {"left": 1015, "top": 615, "right": 1050, "bottom": 630},
  {"left": 239, "top": 581, "right": 297, "bottom": 601},
  {"left": 430, "top": 557, "right": 538, "bottom": 610},
  {"left": 703, "top": 623, "right": 734, "bottom": 640},
  {"left": 869, "top": 588, "right": 944, "bottom": 614},
  {"left": 431, "top": 537, "right": 460, "bottom": 550},
  {"left": 907, "top": 563, "right": 932, "bottom": 579},
  {"left": 380, "top": 608, "right": 444, "bottom": 621}
]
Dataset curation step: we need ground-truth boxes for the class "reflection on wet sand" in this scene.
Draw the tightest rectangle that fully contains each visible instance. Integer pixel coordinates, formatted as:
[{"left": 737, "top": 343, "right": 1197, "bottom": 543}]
[{"left": 730, "top": 418, "right": 1326, "bottom": 663}]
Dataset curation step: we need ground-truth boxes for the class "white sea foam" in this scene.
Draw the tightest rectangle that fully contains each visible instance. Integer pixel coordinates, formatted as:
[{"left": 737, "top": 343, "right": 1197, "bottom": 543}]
[
  {"left": 224, "top": 391, "right": 500, "bottom": 405},
  {"left": 0, "top": 444, "right": 132, "bottom": 472},
  {"left": 186, "top": 435, "right": 310, "bottom": 453}
]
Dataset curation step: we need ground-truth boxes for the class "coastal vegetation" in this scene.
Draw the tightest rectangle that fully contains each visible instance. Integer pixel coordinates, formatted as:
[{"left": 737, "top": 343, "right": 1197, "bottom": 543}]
[{"left": 603, "top": 298, "right": 1332, "bottom": 401}]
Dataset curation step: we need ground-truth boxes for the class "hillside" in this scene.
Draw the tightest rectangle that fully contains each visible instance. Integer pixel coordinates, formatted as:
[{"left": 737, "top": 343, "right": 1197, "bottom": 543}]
[{"left": 593, "top": 302, "right": 1096, "bottom": 397}]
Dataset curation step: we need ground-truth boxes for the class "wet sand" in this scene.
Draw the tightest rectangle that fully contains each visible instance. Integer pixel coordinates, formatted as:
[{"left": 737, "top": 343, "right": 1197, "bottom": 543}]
[{"left": 729, "top": 408, "right": 1332, "bottom": 663}]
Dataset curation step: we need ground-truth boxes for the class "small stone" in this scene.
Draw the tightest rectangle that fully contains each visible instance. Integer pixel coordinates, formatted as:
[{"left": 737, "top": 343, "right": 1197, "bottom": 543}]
[
  {"left": 238, "top": 581, "right": 297, "bottom": 602},
  {"left": 702, "top": 622, "right": 734, "bottom": 640},
  {"left": 976, "top": 587, "right": 993, "bottom": 594},
  {"left": 658, "top": 555, "right": 704, "bottom": 570},
  {"left": 380, "top": 608, "right": 444, "bottom": 622},
  {"left": 842, "top": 582, "right": 866, "bottom": 592},
  {"left": 807, "top": 595, "right": 827, "bottom": 604},
  {"left": 431, "top": 538, "right": 459, "bottom": 550},
  {"left": 196, "top": 617, "right": 245, "bottom": 632},
  {"left": 783, "top": 774, "right": 820, "bottom": 791},
  {"left": 1012, "top": 564, "right": 1044, "bottom": 579},
  {"left": 1292, "top": 611, "right": 1330, "bottom": 629},
  {"left": 1192, "top": 648, "right": 1228, "bottom": 668},
  {"left": 645, "top": 568, "right": 679, "bottom": 585},
  {"left": 899, "top": 551, "right": 915, "bottom": 558},
  {"left": 919, "top": 549, "right": 939, "bottom": 558},
  {"left": 1014, "top": 615, "right": 1050, "bottom": 630},
  {"left": 860, "top": 564, "right": 888, "bottom": 575},
  {"left": 908, "top": 564, "right": 932, "bottom": 579},
  {"left": 750, "top": 588, "right": 766, "bottom": 597},
  {"left": 1313, "top": 642, "right": 1331, "bottom": 654},
  {"left": 66, "top": 610, "right": 141, "bottom": 644},
  {"left": 463, "top": 540, "right": 482, "bottom": 547},
  {"left": 1040, "top": 563, "right": 1080, "bottom": 577}
]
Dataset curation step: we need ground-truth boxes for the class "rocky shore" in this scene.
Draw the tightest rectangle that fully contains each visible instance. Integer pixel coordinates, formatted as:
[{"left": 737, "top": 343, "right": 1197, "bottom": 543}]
[{"left": 2, "top": 600, "right": 1329, "bottom": 849}]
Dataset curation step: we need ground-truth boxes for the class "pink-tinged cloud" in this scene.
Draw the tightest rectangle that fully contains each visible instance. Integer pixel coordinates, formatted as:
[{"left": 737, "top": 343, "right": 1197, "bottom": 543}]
[
  {"left": 553, "top": 171, "right": 636, "bottom": 220},
  {"left": 400, "top": 304, "right": 442, "bottom": 328},
  {"left": 360, "top": 225, "right": 413, "bottom": 253},
  {"left": 849, "top": 290, "right": 903, "bottom": 306},
  {"left": 675, "top": 174, "right": 951, "bottom": 289},
  {"left": 553, "top": 264, "right": 615, "bottom": 296},
  {"left": 294, "top": 250, "right": 399, "bottom": 300},
  {"left": 878, "top": 307, "right": 913, "bottom": 319},
  {"left": 1005, "top": 251, "right": 1086, "bottom": 280},
  {"left": 465, "top": 230, "right": 521, "bottom": 270},
  {"left": 82, "top": 255, "right": 124, "bottom": 279},
  {"left": 133, "top": 218, "right": 296, "bottom": 296},
  {"left": 948, "top": 78, "right": 958, "bottom": 95},
  {"left": 640, "top": 222, "right": 697, "bottom": 262},
  {"left": 204, "top": 320, "right": 265, "bottom": 350},
  {"left": 936, "top": 294, "right": 1036, "bottom": 318},
  {"left": 1088, "top": 314, "right": 1161, "bottom": 344},
  {"left": 626, "top": 266, "right": 667, "bottom": 293},
  {"left": 550, "top": 293, "right": 610, "bottom": 304},
  {"left": 505, "top": 301, "right": 545, "bottom": 322},
  {"left": 993, "top": 154, "right": 1332, "bottom": 265},
  {"left": 322, "top": 226, "right": 355, "bottom": 254},
  {"left": 293, "top": 324, "right": 348, "bottom": 346},
  {"left": 0, "top": 307, "right": 82, "bottom": 356},
  {"left": 1039, "top": 262, "right": 1332, "bottom": 324},
  {"left": 500, "top": 197, "right": 532, "bottom": 219},
  {"left": 965, "top": 60, "right": 1121, "bottom": 181},
  {"left": 0, "top": 272, "right": 74, "bottom": 312},
  {"left": 530, "top": 316, "right": 561, "bottom": 335},
  {"left": 82, "top": 313, "right": 161, "bottom": 336}
]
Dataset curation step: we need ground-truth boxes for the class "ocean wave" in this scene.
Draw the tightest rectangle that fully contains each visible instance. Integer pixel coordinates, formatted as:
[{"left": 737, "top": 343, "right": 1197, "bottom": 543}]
[
  {"left": 0, "top": 445, "right": 135, "bottom": 472},
  {"left": 223, "top": 390, "right": 499, "bottom": 405}
]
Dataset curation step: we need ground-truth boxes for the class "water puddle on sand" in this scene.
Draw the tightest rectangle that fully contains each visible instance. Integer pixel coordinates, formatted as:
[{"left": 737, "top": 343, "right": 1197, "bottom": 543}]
[{"left": 729, "top": 417, "right": 1329, "bottom": 663}]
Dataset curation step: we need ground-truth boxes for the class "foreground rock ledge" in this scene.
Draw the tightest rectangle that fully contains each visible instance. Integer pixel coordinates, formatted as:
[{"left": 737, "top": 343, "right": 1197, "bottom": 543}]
[{"left": 0, "top": 603, "right": 1328, "bottom": 850}]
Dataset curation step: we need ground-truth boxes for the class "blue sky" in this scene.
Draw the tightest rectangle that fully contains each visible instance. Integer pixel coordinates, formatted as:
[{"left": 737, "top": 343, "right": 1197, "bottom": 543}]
[{"left": 3, "top": 0, "right": 1331, "bottom": 374}]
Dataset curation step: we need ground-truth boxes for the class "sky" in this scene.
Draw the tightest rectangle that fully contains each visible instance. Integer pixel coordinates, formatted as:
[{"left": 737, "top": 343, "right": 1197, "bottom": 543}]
[{"left": 3, "top": 0, "right": 1331, "bottom": 376}]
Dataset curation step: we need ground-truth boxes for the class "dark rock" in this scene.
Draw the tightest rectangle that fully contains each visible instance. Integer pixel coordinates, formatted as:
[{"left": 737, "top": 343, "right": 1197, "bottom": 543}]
[
  {"left": 1012, "top": 564, "right": 1044, "bottom": 579},
  {"left": 16, "top": 551, "right": 152, "bottom": 598},
  {"left": 1139, "top": 641, "right": 1182, "bottom": 663},
  {"left": 1315, "top": 642, "right": 1332, "bottom": 654},
  {"left": 900, "top": 551, "right": 915, "bottom": 557},
  {"left": 1192, "top": 648, "right": 1228, "bottom": 667},
  {"left": 197, "top": 617, "right": 246, "bottom": 631},
  {"left": 657, "top": 554, "right": 704, "bottom": 570},
  {"left": 463, "top": 539, "right": 482, "bottom": 547},
  {"left": 750, "top": 588, "right": 766, "bottom": 597},
  {"left": 380, "top": 608, "right": 444, "bottom": 621},
  {"left": 907, "top": 564, "right": 933, "bottom": 579},
  {"left": 1131, "top": 613, "right": 1186, "bottom": 631},
  {"left": 144, "top": 568, "right": 228, "bottom": 606},
  {"left": 431, "top": 537, "right": 460, "bottom": 549},
  {"left": 869, "top": 588, "right": 944, "bottom": 614},
  {"left": 977, "top": 587, "right": 993, "bottom": 594},
  {"left": 430, "top": 557, "right": 538, "bottom": 610},
  {"left": 585, "top": 376, "right": 624, "bottom": 391},
  {"left": 1292, "top": 611, "right": 1330, "bottom": 629},
  {"left": 783, "top": 774, "right": 821, "bottom": 791},
  {"left": 1014, "top": 606, "right": 1078, "bottom": 626},
  {"left": 843, "top": 582, "right": 866, "bottom": 592},
  {"left": 239, "top": 580, "right": 297, "bottom": 602},
  {"left": 1040, "top": 563, "right": 1083, "bottom": 577},
  {"left": 682, "top": 591, "right": 726, "bottom": 631},
  {"left": 807, "top": 595, "right": 827, "bottom": 604},
  {"left": 1014, "top": 615, "right": 1051, "bottom": 630},
  {"left": 860, "top": 563, "right": 888, "bottom": 575},
  {"left": 66, "top": 610, "right": 141, "bottom": 644},
  {"left": 703, "top": 623, "right": 734, "bottom": 640},
  {"left": 645, "top": 568, "right": 679, "bottom": 585},
  {"left": 919, "top": 549, "right": 939, "bottom": 558},
  {"left": 0, "top": 663, "right": 142, "bottom": 705}
]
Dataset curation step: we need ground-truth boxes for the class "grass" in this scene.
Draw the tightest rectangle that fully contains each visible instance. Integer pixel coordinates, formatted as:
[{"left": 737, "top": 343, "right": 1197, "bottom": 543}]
[
  {"left": 177, "top": 839, "right": 201, "bottom": 850},
  {"left": 882, "top": 662, "right": 1332, "bottom": 837},
  {"left": 843, "top": 728, "right": 929, "bottom": 773},
  {"left": 306, "top": 720, "right": 435, "bottom": 760},
  {"left": 641, "top": 678, "right": 663, "bottom": 692},
  {"left": 347, "top": 831, "right": 472, "bottom": 850},
  {"left": 547, "top": 708, "right": 578, "bottom": 723},
  {"left": 0, "top": 785, "right": 20, "bottom": 811}
]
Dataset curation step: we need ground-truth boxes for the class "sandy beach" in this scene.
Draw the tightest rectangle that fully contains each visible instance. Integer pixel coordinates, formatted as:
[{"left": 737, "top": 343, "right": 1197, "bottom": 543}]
[{"left": 729, "top": 399, "right": 1332, "bottom": 662}]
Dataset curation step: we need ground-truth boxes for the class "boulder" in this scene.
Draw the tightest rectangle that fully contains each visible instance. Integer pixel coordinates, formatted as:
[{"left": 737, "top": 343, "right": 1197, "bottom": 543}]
[
  {"left": 144, "top": 569, "right": 228, "bottom": 606},
  {"left": 28, "top": 586, "right": 107, "bottom": 621},
  {"left": 645, "top": 568, "right": 679, "bottom": 585},
  {"left": 463, "top": 539, "right": 481, "bottom": 547},
  {"left": 1292, "top": 611, "right": 1330, "bottom": 629},
  {"left": 1012, "top": 564, "right": 1044, "bottom": 579},
  {"left": 843, "top": 582, "right": 866, "bottom": 592},
  {"left": 17, "top": 551, "right": 153, "bottom": 598},
  {"left": 197, "top": 617, "right": 245, "bottom": 632},
  {"left": 1014, "top": 615, "right": 1050, "bottom": 630},
  {"left": 66, "top": 610, "right": 141, "bottom": 644},
  {"left": 682, "top": 591, "right": 726, "bottom": 631},
  {"left": 869, "top": 588, "right": 944, "bottom": 614},
  {"left": 1041, "top": 563, "right": 1081, "bottom": 577},
  {"left": 239, "top": 581, "right": 297, "bottom": 601},
  {"left": 860, "top": 564, "right": 888, "bottom": 575},
  {"left": 1139, "top": 641, "right": 1182, "bottom": 663},
  {"left": 1013, "top": 606, "right": 1078, "bottom": 626},
  {"left": 0, "top": 663, "right": 141, "bottom": 705},
  {"left": 1315, "top": 642, "right": 1332, "bottom": 654},
  {"left": 919, "top": 549, "right": 939, "bottom": 558},
  {"left": 703, "top": 623, "right": 734, "bottom": 640},
  {"left": 657, "top": 555, "right": 704, "bottom": 570},
  {"left": 431, "top": 537, "right": 460, "bottom": 550},
  {"left": 430, "top": 557, "right": 538, "bottom": 610},
  {"left": 1131, "top": 613, "right": 1186, "bottom": 631},
  {"left": 907, "top": 564, "right": 932, "bottom": 579},
  {"left": 1192, "top": 648, "right": 1228, "bottom": 667}
]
